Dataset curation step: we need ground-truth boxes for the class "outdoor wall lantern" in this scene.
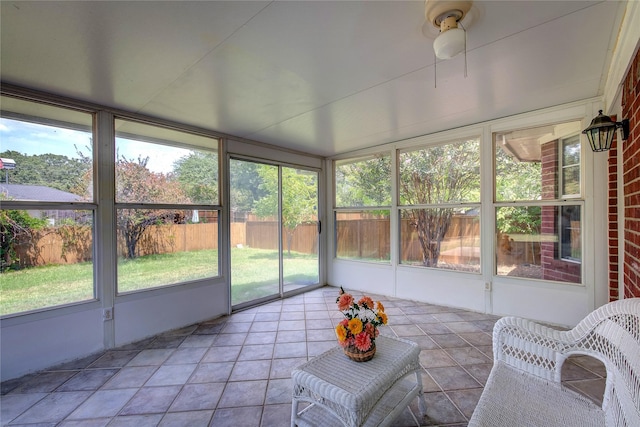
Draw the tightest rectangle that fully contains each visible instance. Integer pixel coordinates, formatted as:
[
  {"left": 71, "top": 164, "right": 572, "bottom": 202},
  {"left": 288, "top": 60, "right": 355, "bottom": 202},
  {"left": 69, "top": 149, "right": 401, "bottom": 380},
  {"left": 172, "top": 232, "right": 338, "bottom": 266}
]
[{"left": 582, "top": 110, "right": 630, "bottom": 152}]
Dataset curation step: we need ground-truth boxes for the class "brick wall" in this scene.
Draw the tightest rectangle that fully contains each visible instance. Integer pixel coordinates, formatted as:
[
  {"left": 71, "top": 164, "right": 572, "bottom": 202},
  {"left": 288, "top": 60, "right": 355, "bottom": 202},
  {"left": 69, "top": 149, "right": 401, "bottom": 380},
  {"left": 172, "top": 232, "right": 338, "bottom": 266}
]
[
  {"left": 540, "top": 142, "right": 557, "bottom": 280},
  {"left": 608, "top": 135, "right": 619, "bottom": 300},
  {"left": 618, "top": 47, "right": 640, "bottom": 299}
]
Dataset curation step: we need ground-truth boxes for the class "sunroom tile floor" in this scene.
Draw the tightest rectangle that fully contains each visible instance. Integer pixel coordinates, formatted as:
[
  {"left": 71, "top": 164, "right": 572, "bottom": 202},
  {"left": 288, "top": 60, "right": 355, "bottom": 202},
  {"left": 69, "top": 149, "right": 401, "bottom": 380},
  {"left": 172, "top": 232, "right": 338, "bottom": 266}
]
[{"left": 1, "top": 286, "right": 606, "bottom": 426}]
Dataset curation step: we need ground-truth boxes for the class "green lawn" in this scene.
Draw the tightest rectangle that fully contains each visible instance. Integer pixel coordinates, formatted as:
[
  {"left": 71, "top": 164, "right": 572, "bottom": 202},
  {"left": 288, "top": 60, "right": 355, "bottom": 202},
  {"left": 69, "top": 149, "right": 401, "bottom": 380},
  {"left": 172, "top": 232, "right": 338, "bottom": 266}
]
[
  {"left": 0, "top": 248, "right": 318, "bottom": 316},
  {"left": 231, "top": 247, "right": 319, "bottom": 304}
]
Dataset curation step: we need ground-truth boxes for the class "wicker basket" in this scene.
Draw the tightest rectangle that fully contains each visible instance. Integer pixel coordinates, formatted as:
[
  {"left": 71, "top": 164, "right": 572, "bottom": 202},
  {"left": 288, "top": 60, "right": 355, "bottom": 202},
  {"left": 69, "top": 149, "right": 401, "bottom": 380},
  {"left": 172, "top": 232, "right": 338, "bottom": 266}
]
[{"left": 343, "top": 341, "right": 376, "bottom": 362}]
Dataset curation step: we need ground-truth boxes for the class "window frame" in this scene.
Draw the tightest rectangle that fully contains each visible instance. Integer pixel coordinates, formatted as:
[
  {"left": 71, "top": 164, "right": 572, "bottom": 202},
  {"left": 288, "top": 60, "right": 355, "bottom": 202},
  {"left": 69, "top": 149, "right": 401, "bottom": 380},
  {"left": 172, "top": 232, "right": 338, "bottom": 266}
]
[
  {"left": 397, "top": 137, "right": 482, "bottom": 272},
  {"left": 0, "top": 95, "right": 98, "bottom": 317},
  {"left": 492, "top": 120, "right": 585, "bottom": 285},
  {"left": 560, "top": 133, "right": 582, "bottom": 199},
  {"left": 333, "top": 153, "right": 392, "bottom": 263},
  {"left": 114, "top": 116, "right": 222, "bottom": 295}
]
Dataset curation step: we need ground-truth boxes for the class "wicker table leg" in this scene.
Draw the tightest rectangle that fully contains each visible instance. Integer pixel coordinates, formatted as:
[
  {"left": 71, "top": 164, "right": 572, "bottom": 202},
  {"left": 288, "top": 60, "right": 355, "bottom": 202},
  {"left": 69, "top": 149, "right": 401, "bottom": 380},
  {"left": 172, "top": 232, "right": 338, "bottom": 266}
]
[
  {"left": 291, "top": 398, "right": 298, "bottom": 427},
  {"left": 415, "top": 369, "right": 427, "bottom": 418}
]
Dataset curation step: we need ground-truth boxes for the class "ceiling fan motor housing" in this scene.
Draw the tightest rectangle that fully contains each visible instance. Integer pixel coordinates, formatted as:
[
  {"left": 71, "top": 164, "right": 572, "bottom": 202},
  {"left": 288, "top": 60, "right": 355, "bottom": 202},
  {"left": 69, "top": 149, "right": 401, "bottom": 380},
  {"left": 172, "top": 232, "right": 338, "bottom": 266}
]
[{"left": 425, "top": 0, "right": 472, "bottom": 27}]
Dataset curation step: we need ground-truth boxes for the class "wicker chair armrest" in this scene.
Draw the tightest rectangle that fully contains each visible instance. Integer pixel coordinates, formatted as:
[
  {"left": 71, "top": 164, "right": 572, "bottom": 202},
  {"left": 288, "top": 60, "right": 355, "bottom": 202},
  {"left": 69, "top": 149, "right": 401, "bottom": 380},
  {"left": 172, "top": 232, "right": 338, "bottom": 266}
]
[{"left": 492, "top": 316, "right": 573, "bottom": 382}]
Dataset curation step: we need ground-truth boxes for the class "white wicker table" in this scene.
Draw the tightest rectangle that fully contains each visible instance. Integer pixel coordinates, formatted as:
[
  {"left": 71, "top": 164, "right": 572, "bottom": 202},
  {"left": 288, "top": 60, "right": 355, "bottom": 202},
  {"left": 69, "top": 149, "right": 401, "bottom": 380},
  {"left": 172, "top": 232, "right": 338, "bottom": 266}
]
[{"left": 291, "top": 335, "right": 426, "bottom": 427}]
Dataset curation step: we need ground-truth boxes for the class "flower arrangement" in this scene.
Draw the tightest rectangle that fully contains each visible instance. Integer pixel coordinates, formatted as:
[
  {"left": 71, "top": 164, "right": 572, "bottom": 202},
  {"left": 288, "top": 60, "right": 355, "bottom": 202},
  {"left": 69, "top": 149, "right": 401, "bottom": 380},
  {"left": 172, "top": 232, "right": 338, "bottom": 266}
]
[{"left": 335, "top": 287, "right": 388, "bottom": 352}]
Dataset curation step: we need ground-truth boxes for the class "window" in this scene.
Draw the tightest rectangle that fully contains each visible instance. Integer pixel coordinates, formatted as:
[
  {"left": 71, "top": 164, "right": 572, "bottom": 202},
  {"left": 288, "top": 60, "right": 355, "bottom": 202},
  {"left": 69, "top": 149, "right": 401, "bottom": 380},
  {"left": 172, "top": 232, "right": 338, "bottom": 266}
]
[
  {"left": 559, "top": 205, "right": 581, "bottom": 262},
  {"left": 1, "top": 96, "right": 95, "bottom": 316},
  {"left": 561, "top": 134, "right": 581, "bottom": 197},
  {"left": 334, "top": 154, "right": 391, "bottom": 262},
  {"left": 398, "top": 138, "right": 481, "bottom": 272},
  {"left": 114, "top": 118, "right": 220, "bottom": 293},
  {"left": 494, "top": 120, "right": 583, "bottom": 283}
]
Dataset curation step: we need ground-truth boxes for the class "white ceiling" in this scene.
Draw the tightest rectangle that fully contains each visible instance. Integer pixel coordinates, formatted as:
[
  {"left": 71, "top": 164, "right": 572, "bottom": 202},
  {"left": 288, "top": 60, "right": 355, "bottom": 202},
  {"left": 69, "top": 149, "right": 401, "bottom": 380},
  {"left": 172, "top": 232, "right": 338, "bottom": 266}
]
[{"left": 0, "top": 1, "right": 628, "bottom": 157}]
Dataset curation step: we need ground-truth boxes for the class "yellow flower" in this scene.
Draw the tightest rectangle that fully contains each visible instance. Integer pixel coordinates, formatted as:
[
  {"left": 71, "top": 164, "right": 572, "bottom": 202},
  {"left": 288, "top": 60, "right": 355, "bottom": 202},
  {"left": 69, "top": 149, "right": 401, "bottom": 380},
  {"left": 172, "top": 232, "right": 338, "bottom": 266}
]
[
  {"left": 378, "top": 311, "right": 388, "bottom": 325},
  {"left": 376, "top": 301, "right": 385, "bottom": 312},
  {"left": 335, "top": 324, "right": 348, "bottom": 342},
  {"left": 348, "top": 318, "right": 363, "bottom": 335}
]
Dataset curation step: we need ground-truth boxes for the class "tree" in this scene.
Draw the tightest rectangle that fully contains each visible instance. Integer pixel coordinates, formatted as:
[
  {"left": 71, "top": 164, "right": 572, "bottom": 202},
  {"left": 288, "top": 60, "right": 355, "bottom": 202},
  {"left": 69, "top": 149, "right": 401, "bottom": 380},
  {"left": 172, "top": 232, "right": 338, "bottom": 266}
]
[
  {"left": 399, "top": 140, "right": 480, "bottom": 267},
  {"left": 0, "top": 149, "right": 91, "bottom": 196},
  {"left": 173, "top": 151, "right": 218, "bottom": 204},
  {"left": 229, "top": 160, "right": 269, "bottom": 219},
  {"left": 494, "top": 146, "right": 542, "bottom": 235},
  {"left": 335, "top": 155, "right": 391, "bottom": 207},
  {"left": 0, "top": 201, "right": 48, "bottom": 271},
  {"left": 253, "top": 165, "right": 317, "bottom": 256},
  {"left": 116, "top": 156, "right": 190, "bottom": 259}
]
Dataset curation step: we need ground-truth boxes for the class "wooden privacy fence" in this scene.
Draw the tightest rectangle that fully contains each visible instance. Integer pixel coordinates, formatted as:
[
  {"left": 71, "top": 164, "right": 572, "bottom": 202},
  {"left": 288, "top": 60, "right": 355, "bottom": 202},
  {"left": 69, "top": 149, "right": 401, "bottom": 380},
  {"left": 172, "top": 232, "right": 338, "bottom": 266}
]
[
  {"left": 336, "top": 216, "right": 484, "bottom": 264},
  {"left": 11, "top": 226, "right": 93, "bottom": 268},
  {"left": 13, "top": 221, "right": 318, "bottom": 267},
  {"left": 13, "top": 223, "right": 220, "bottom": 267},
  {"left": 401, "top": 216, "right": 481, "bottom": 264},
  {"left": 243, "top": 221, "right": 318, "bottom": 254},
  {"left": 134, "top": 223, "right": 219, "bottom": 256},
  {"left": 336, "top": 218, "right": 390, "bottom": 259},
  {"left": 13, "top": 216, "right": 537, "bottom": 268}
]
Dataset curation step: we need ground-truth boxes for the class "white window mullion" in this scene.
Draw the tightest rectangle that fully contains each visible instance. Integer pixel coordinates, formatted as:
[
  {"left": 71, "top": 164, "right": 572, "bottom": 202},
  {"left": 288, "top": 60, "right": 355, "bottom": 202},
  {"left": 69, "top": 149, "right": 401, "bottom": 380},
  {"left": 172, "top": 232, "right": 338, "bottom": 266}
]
[{"left": 96, "top": 110, "right": 117, "bottom": 348}]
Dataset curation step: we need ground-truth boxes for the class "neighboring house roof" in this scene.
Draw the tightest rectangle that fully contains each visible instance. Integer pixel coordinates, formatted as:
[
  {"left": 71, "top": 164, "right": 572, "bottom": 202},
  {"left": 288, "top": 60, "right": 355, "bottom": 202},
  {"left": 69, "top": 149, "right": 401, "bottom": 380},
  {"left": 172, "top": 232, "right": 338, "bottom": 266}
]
[{"left": 0, "top": 184, "right": 83, "bottom": 202}]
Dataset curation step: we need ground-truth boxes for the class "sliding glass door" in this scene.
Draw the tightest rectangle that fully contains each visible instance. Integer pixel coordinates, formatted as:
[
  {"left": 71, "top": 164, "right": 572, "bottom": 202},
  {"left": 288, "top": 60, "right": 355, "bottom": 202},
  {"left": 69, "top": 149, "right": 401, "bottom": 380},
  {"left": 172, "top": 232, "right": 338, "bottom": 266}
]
[
  {"left": 230, "top": 159, "right": 319, "bottom": 307},
  {"left": 282, "top": 166, "right": 319, "bottom": 293}
]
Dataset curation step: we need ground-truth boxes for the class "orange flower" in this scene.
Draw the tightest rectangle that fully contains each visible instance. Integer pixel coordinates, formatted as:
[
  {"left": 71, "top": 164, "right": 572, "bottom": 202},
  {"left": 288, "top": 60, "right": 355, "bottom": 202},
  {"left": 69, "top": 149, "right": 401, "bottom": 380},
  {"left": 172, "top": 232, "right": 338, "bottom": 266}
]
[
  {"left": 337, "top": 293, "right": 354, "bottom": 311},
  {"left": 376, "top": 301, "right": 385, "bottom": 312},
  {"left": 354, "top": 331, "right": 372, "bottom": 351},
  {"left": 365, "top": 322, "right": 376, "bottom": 338},
  {"left": 335, "top": 324, "right": 348, "bottom": 342},
  {"left": 348, "top": 318, "right": 363, "bottom": 335},
  {"left": 358, "top": 296, "right": 374, "bottom": 309}
]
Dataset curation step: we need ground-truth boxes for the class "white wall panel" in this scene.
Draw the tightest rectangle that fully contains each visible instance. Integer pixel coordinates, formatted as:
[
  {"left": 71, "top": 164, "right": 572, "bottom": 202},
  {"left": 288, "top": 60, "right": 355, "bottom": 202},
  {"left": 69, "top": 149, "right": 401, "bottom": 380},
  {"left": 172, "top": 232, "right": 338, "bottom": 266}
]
[
  {"left": 114, "top": 283, "right": 228, "bottom": 347},
  {"left": 329, "top": 260, "right": 394, "bottom": 296},
  {"left": 329, "top": 261, "right": 590, "bottom": 327},
  {"left": 491, "top": 280, "right": 590, "bottom": 326},
  {"left": 0, "top": 281, "right": 229, "bottom": 381},
  {"left": 1, "top": 309, "right": 104, "bottom": 381},
  {"left": 396, "top": 268, "right": 487, "bottom": 313},
  {"left": 329, "top": 262, "right": 488, "bottom": 314}
]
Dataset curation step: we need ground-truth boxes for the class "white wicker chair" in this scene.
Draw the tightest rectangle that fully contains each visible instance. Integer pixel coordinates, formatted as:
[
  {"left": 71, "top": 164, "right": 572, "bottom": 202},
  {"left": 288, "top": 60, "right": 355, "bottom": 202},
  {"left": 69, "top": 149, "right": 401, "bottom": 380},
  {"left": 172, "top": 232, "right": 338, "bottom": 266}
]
[{"left": 468, "top": 298, "right": 640, "bottom": 427}]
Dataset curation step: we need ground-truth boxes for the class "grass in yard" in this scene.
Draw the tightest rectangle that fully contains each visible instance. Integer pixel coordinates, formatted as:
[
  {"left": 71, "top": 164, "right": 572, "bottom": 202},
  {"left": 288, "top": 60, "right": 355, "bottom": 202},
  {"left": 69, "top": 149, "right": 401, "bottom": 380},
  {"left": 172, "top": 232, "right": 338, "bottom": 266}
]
[
  {"left": 0, "top": 263, "right": 94, "bottom": 316},
  {"left": 0, "top": 248, "right": 318, "bottom": 316},
  {"left": 118, "top": 250, "right": 219, "bottom": 293},
  {"left": 230, "top": 247, "right": 318, "bottom": 304}
]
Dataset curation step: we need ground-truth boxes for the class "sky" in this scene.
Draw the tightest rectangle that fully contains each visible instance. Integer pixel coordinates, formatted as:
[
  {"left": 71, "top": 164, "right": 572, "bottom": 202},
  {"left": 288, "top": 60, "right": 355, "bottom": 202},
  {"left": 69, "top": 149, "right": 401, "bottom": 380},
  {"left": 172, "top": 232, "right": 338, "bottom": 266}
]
[{"left": 0, "top": 118, "right": 192, "bottom": 173}]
